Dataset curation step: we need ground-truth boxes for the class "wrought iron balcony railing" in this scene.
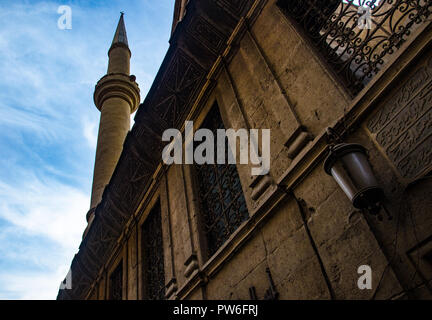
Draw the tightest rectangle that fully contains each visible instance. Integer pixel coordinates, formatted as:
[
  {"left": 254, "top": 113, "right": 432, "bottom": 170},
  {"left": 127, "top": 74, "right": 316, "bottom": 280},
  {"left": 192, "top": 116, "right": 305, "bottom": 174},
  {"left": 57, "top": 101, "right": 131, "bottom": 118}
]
[{"left": 277, "top": 0, "right": 432, "bottom": 95}]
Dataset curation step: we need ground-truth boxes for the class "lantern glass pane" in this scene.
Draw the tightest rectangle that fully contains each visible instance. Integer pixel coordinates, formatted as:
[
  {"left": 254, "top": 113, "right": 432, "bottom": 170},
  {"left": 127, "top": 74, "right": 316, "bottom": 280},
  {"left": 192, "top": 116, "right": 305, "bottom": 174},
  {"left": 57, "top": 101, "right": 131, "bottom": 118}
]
[
  {"left": 342, "top": 152, "right": 379, "bottom": 189},
  {"left": 330, "top": 152, "right": 380, "bottom": 202},
  {"left": 331, "top": 162, "right": 357, "bottom": 202}
]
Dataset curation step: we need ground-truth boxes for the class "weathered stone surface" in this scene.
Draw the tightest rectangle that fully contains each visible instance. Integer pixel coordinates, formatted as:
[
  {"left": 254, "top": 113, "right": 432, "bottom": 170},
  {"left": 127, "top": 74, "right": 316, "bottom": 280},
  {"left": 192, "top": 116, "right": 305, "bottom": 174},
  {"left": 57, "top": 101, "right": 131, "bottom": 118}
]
[
  {"left": 252, "top": 0, "right": 349, "bottom": 137},
  {"left": 127, "top": 229, "right": 138, "bottom": 299},
  {"left": 260, "top": 198, "right": 303, "bottom": 254}
]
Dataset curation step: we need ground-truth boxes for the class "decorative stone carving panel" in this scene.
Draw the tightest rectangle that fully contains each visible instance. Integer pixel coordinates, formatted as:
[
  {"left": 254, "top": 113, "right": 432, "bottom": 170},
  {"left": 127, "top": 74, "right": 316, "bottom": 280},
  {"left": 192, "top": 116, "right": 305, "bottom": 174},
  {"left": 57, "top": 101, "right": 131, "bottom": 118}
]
[
  {"left": 85, "top": 219, "right": 115, "bottom": 267},
  {"left": 215, "top": 0, "right": 249, "bottom": 17},
  {"left": 150, "top": 49, "right": 206, "bottom": 127},
  {"left": 112, "top": 151, "right": 154, "bottom": 214},
  {"left": 132, "top": 124, "right": 164, "bottom": 165},
  {"left": 367, "top": 55, "right": 432, "bottom": 181},
  {"left": 70, "top": 256, "right": 94, "bottom": 300},
  {"left": 187, "top": 16, "right": 227, "bottom": 54}
]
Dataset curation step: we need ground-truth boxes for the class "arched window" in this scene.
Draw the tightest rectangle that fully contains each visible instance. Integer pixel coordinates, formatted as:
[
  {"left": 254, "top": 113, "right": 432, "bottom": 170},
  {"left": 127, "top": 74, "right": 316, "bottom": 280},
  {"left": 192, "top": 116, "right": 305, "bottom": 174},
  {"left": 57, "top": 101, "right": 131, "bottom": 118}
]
[{"left": 194, "top": 103, "right": 249, "bottom": 258}]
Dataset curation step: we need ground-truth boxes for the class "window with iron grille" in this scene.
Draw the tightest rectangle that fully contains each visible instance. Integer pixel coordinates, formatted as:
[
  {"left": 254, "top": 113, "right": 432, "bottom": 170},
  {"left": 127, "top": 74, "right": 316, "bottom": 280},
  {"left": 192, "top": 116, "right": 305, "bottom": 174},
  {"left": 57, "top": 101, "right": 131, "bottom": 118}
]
[
  {"left": 109, "top": 262, "right": 123, "bottom": 300},
  {"left": 194, "top": 103, "right": 249, "bottom": 258},
  {"left": 277, "top": 0, "right": 432, "bottom": 94},
  {"left": 142, "top": 200, "right": 165, "bottom": 300}
]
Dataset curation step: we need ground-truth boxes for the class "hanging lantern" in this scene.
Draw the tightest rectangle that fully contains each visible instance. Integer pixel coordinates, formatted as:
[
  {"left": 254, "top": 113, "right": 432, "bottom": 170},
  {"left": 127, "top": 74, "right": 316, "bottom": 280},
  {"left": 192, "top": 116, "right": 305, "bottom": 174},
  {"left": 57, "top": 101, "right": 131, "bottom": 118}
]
[{"left": 324, "top": 143, "right": 384, "bottom": 214}]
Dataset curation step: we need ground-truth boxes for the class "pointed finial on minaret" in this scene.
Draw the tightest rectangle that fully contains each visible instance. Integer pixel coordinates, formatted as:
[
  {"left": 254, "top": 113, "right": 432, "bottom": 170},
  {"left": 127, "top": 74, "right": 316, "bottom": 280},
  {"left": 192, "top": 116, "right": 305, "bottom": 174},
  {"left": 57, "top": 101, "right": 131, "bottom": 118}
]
[
  {"left": 107, "top": 12, "right": 131, "bottom": 74},
  {"left": 111, "top": 12, "right": 129, "bottom": 49}
]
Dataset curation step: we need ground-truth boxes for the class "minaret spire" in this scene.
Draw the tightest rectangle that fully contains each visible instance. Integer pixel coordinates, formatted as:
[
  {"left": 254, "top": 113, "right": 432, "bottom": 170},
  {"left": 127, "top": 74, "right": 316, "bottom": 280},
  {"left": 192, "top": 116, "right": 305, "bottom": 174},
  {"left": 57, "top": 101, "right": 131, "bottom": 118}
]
[
  {"left": 85, "top": 13, "right": 140, "bottom": 236},
  {"left": 111, "top": 12, "right": 129, "bottom": 48},
  {"left": 107, "top": 12, "right": 131, "bottom": 75}
]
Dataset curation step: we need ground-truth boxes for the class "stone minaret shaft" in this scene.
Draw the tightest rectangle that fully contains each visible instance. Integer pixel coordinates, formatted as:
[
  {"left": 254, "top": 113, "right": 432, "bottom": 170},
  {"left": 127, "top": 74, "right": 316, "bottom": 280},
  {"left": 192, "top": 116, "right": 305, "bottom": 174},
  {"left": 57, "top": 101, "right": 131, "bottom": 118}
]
[{"left": 88, "top": 13, "right": 140, "bottom": 224}]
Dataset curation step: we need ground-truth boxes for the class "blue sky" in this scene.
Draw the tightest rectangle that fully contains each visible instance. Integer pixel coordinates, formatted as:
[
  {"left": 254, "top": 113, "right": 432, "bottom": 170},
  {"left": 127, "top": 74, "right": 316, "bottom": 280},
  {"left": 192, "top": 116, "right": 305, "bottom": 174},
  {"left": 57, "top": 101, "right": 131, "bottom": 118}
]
[{"left": 0, "top": 0, "right": 173, "bottom": 299}]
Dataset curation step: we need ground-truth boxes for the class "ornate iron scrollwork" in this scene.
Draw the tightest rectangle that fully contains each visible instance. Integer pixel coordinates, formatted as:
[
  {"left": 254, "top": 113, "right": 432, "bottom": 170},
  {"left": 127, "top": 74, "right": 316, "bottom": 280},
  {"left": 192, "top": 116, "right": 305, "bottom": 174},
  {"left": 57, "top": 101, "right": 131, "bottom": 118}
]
[{"left": 278, "top": 0, "right": 432, "bottom": 94}]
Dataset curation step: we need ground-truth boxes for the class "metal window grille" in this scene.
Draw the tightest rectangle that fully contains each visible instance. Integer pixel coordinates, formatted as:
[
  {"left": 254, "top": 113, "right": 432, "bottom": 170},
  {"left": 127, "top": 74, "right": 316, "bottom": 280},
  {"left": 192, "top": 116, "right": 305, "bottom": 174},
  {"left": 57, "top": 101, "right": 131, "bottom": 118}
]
[
  {"left": 194, "top": 104, "right": 249, "bottom": 258},
  {"left": 142, "top": 200, "right": 165, "bottom": 300},
  {"left": 277, "top": 0, "right": 432, "bottom": 94},
  {"left": 109, "top": 262, "right": 123, "bottom": 300}
]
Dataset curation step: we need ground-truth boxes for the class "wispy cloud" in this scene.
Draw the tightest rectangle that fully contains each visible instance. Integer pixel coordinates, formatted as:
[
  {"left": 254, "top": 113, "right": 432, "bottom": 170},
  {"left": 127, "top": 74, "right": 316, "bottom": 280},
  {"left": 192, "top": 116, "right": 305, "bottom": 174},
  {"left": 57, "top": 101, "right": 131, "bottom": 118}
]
[
  {"left": 82, "top": 117, "right": 98, "bottom": 149},
  {"left": 0, "top": 0, "right": 172, "bottom": 299},
  {"left": 0, "top": 175, "right": 88, "bottom": 249},
  {"left": 0, "top": 172, "right": 88, "bottom": 299}
]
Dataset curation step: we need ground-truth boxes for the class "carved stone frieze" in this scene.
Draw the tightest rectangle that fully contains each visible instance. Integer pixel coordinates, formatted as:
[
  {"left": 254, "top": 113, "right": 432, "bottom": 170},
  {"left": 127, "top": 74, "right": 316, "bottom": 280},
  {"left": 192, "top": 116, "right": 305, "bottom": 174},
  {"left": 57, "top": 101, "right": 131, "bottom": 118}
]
[
  {"left": 149, "top": 49, "right": 206, "bottom": 127},
  {"left": 367, "top": 55, "right": 432, "bottom": 181},
  {"left": 215, "top": 0, "right": 249, "bottom": 17},
  {"left": 109, "top": 150, "right": 154, "bottom": 214},
  {"left": 187, "top": 16, "right": 227, "bottom": 54}
]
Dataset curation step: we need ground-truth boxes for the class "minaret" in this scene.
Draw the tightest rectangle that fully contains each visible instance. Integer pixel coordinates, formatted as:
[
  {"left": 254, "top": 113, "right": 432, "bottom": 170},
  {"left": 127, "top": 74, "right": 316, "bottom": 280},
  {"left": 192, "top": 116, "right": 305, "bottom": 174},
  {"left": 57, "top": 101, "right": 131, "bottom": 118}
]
[{"left": 86, "top": 13, "right": 140, "bottom": 230}]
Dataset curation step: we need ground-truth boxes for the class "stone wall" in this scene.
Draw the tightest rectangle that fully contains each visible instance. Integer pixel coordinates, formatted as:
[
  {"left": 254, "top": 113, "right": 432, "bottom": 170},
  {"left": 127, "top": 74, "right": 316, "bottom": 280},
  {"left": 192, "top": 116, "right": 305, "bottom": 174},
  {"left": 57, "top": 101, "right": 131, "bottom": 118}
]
[{"left": 88, "top": 0, "right": 432, "bottom": 300}]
